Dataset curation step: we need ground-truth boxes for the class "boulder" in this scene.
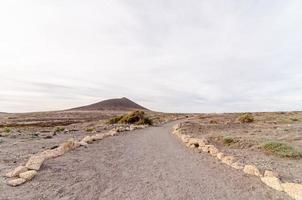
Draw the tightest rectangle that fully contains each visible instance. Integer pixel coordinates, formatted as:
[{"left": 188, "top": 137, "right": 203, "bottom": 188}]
[
  {"left": 25, "top": 155, "right": 46, "bottom": 171},
  {"left": 243, "top": 165, "right": 262, "bottom": 177},
  {"left": 7, "top": 178, "right": 26, "bottom": 187},
  {"left": 221, "top": 156, "right": 235, "bottom": 166},
  {"left": 19, "top": 170, "right": 37, "bottom": 181},
  {"left": 5, "top": 166, "right": 28, "bottom": 178},
  {"left": 282, "top": 183, "right": 302, "bottom": 200},
  {"left": 260, "top": 177, "right": 283, "bottom": 191}
]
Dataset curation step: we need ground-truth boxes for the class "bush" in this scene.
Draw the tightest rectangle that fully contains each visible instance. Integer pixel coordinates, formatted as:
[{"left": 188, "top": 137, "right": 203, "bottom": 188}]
[
  {"left": 3, "top": 127, "right": 11, "bottom": 134},
  {"left": 137, "top": 117, "right": 153, "bottom": 125},
  {"left": 119, "top": 111, "right": 145, "bottom": 124},
  {"left": 107, "top": 115, "right": 124, "bottom": 125},
  {"left": 238, "top": 113, "right": 254, "bottom": 123},
  {"left": 261, "top": 141, "right": 302, "bottom": 158},
  {"left": 209, "top": 119, "right": 218, "bottom": 124},
  {"left": 55, "top": 127, "right": 65, "bottom": 132},
  {"left": 223, "top": 136, "right": 234, "bottom": 145},
  {"left": 106, "top": 111, "right": 153, "bottom": 125},
  {"left": 290, "top": 118, "right": 299, "bottom": 122},
  {"left": 86, "top": 128, "right": 95, "bottom": 132}
]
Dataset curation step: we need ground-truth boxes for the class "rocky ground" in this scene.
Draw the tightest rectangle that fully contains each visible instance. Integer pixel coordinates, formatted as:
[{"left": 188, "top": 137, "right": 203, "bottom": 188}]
[
  {"left": 0, "top": 110, "right": 182, "bottom": 181},
  {"left": 181, "top": 112, "right": 302, "bottom": 184},
  {"left": 0, "top": 111, "right": 300, "bottom": 199},
  {"left": 0, "top": 121, "right": 290, "bottom": 200}
]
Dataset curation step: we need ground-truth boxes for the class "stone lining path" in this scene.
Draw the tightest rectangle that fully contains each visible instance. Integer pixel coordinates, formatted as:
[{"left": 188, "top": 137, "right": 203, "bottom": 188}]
[{"left": 0, "top": 121, "right": 290, "bottom": 200}]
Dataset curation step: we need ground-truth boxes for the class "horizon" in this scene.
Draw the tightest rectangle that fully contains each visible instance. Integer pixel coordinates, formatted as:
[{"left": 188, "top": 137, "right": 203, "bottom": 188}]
[{"left": 1, "top": 1, "right": 302, "bottom": 113}]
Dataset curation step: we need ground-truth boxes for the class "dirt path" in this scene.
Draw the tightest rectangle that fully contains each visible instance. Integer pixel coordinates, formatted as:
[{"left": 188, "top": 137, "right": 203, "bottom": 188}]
[{"left": 0, "top": 121, "right": 290, "bottom": 200}]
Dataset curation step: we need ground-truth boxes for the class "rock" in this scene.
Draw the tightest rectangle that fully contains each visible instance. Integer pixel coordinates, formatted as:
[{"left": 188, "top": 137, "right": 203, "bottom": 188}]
[
  {"left": 261, "top": 177, "right": 283, "bottom": 191},
  {"left": 7, "top": 178, "right": 26, "bottom": 187},
  {"left": 173, "top": 124, "right": 181, "bottom": 130},
  {"left": 231, "top": 161, "right": 244, "bottom": 170},
  {"left": 25, "top": 155, "right": 46, "bottom": 171},
  {"left": 201, "top": 146, "right": 209, "bottom": 153},
  {"left": 19, "top": 170, "right": 37, "bottom": 181},
  {"left": 81, "top": 136, "right": 93, "bottom": 144},
  {"left": 188, "top": 138, "right": 200, "bottom": 147},
  {"left": 5, "top": 166, "right": 28, "bottom": 178},
  {"left": 216, "top": 152, "right": 224, "bottom": 160},
  {"left": 79, "top": 141, "right": 88, "bottom": 147},
  {"left": 208, "top": 146, "right": 219, "bottom": 156},
  {"left": 282, "top": 183, "right": 302, "bottom": 200},
  {"left": 181, "top": 135, "right": 190, "bottom": 143},
  {"left": 243, "top": 165, "right": 262, "bottom": 177},
  {"left": 221, "top": 156, "right": 235, "bottom": 166},
  {"left": 41, "top": 132, "right": 54, "bottom": 139},
  {"left": 38, "top": 149, "right": 61, "bottom": 160},
  {"left": 264, "top": 170, "right": 279, "bottom": 178},
  {"left": 57, "top": 139, "right": 78, "bottom": 152},
  {"left": 109, "top": 130, "right": 118, "bottom": 136},
  {"left": 91, "top": 133, "right": 105, "bottom": 141}
]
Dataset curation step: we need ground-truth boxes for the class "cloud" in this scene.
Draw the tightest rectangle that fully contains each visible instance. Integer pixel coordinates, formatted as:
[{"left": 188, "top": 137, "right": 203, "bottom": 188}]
[{"left": 0, "top": 0, "right": 302, "bottom": 112}]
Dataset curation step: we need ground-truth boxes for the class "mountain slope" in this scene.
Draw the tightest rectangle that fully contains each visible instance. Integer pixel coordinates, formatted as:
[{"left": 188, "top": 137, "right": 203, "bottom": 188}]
[{"left": 70, "top": 97, "right": 148, "bottom": 111}]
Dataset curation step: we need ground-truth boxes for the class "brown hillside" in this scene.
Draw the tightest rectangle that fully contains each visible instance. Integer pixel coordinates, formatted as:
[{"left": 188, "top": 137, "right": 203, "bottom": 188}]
[{"left": 70, "top": 97, "right": 148, "bottom": 111}]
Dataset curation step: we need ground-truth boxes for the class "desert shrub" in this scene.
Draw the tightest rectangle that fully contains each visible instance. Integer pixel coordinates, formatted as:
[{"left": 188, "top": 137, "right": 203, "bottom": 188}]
[
  {"left": 106, "top": 111, "right": 153, "bottom": 125},
  {"left": 223, "top": 136, "right": 235, "bottom": 145},
  {"left": 137, "top": 117, "right": 153, "bottom": 125},
  {"left": 209, "top": 119, "right": 218, "bottom": 124},
  {"left": 3, "top": 127, "right": 11, "bottom": 134},
  {"left": 290, "top": 118, "right": 299, "bottom": 122},
  {"left": 86, "top": 127, "right": 95, "bottom": 132},
  {"left": 119, "top": 111, "right": 145, "bottom": 124},
  {"left": 238, "top": 113, "right": 254, "bottom": 123},
  {"left": 261, "top": 141, "right": 302, "bottom": 158},
  {"left": 55, "top": 127, "right": 65, "bottom": 132}
]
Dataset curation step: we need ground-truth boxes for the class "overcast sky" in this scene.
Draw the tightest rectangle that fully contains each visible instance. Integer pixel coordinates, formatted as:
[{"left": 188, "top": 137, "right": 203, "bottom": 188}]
[{"left": 0, "top": 0, "right": 302, "bottom": 113}]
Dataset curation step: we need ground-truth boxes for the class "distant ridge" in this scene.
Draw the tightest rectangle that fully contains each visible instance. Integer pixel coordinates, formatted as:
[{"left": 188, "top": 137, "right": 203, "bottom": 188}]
[{"left": 70, "top": 97, "right": 148, "bottom": 111}]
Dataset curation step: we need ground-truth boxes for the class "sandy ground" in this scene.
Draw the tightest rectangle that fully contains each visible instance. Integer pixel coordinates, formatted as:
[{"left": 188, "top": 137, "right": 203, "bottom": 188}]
[
  {"left": 181, "top": 112, "right": 302, "bottom": 183},
  {"left": 0, "top": 121, "right": 290, "bottom": 200}
]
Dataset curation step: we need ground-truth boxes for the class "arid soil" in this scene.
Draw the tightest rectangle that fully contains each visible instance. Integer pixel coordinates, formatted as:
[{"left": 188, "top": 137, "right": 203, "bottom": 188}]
[
  {"left": 0, "top": 111, "right": 182, "bottom": 180},
  {"left": 0, "top": 121, "right": 290, "bottom": 200},
  {"left": 182, "top": 112, "right": 302, "bottom": 183}
]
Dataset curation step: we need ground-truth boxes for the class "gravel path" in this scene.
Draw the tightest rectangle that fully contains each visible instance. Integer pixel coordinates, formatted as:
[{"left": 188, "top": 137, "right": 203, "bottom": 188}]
[{"left": 0, "top": 121, "right": 291, "bottom": 200}]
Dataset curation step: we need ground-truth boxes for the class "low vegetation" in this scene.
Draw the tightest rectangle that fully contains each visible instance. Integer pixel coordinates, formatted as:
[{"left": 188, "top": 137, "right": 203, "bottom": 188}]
[
  {"left": 3, "top": 127, "right": 12, "bottom": 134},
  {"left": 107, "top": 111, "right": 153, "bottom": 125},
  {"left": 0, "top": 127, "right": 12, "bottom": 137},
  {"left": 223, "top": 136, "right": 235, "bottom": 145},
  {"left": 86, "top": 128, "right": 95, "bottom": 132},
  {"left": 55, "top": 127, "right": 65, "bottom": 133},
  {"left": 261, "top": 141, "right": 302, "bottom": 158},
  {"left": 238, "top": 113, "right": 254, "bottom": 123}
]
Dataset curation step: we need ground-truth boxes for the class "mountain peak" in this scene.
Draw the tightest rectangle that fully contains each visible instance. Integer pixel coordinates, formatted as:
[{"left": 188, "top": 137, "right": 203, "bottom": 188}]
[{"left": 70, "top": 97, "right": 148, "bottom": 111}]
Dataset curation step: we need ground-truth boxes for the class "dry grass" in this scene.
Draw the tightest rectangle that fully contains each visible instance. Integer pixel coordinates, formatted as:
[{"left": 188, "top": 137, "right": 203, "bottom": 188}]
[
  {"left": 238, "top": 113, "right": 254, "bottom": 123},
  {"left": 107, "top": 111, "right": 153, "bottom": 125},
  {"left": 261, "top": 141, "right": 302, "bottom": 158}
]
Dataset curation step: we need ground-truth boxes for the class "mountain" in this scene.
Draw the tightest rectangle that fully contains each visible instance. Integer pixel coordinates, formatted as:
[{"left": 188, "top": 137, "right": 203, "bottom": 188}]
[{"left": 70, "top": 97, "right": 148, "bottom": 111}]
